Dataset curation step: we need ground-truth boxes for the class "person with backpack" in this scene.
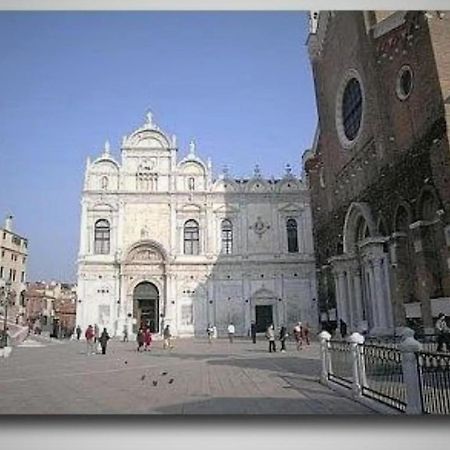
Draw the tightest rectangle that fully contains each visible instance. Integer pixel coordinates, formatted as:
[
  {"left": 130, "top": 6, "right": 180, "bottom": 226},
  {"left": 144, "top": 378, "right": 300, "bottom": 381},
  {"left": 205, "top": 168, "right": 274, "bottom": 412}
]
[{"left": 266, "top": 324, "right": 276, "bottom": 353}]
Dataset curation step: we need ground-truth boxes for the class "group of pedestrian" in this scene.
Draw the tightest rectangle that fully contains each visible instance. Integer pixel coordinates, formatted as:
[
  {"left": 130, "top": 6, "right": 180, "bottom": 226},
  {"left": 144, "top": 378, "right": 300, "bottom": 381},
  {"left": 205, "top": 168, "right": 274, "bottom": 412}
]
[
  {"left": 136, "top": 327, "right": 153, "bottom": 352},
  {"left": 265, "top": 322, "right": 310, "bottom": 353},
  {"left": 84, "top": 324, "right": 110, "bottom": 355}
]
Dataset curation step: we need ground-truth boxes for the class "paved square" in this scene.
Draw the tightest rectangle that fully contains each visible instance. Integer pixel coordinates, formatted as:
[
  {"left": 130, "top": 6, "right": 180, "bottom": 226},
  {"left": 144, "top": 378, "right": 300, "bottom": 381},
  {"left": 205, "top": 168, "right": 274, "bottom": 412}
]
[{"left": 0, "top": 336, "right": 376, "bottom": 414}]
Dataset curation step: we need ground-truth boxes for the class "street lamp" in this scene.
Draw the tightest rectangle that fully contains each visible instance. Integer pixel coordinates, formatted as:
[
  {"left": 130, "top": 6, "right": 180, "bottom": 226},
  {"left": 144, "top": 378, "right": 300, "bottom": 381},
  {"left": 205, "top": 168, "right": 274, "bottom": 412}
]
[{"left": 1, "top": 280, "right": 12, "bottom": 347}]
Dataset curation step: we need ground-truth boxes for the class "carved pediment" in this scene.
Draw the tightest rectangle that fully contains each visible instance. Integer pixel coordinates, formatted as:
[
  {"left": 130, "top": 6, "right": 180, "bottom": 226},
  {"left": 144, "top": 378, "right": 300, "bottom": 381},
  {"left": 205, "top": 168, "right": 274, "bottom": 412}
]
[
  {"left": 213, "top": 204, "right": 240, "bottom": 215},
  {"left": 127, "top": 245, "right": 164, "bottom": 264}
]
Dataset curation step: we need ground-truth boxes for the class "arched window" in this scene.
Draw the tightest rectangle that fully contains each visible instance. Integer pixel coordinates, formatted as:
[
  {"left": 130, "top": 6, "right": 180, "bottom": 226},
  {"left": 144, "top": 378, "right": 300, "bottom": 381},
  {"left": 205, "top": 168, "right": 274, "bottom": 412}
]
[
  {"left": 184, "top": 220, "right": 199, "bottom": 255},
  {"left": 287, "top": 218, "right": 299, "bottom": 253},
  {"left": 101, "top": 176, "right": 109, "bottom": 190},
  {"left": 94, "top": 219, "right": 110, "bottom": 254},
  {"left": 221, "top": 219, "right": 233, "bottom": 254}
]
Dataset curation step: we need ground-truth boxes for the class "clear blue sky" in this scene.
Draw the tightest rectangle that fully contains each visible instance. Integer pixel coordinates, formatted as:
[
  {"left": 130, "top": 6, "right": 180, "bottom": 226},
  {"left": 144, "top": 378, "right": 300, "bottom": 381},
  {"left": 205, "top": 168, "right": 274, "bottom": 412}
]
[{"left": 0, "top": 11, "right": 317, "bottom": 283}]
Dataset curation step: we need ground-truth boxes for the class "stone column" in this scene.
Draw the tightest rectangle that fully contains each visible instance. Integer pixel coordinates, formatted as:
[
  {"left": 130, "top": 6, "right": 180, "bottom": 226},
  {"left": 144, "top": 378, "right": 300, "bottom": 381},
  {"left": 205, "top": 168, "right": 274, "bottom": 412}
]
[
  {"left": 352, "top": 268, "right": 363, "bottom": 328},
  {"left": 333, "top": 273, "right": 341, "bottom": 324},
  {"left": 79, "top": 200, "right": 88, "bottom": 256},
  {"left": 373, "top": 257, "right": 387, "bottom": 330},
  {"left": 345, "top": 270, "right": 355, "bottom": 329},
  {"left": 366, "top": 261, "right": 380, "bottom": 331},
  {"left": 338, "top": 272, "right": 348, "bottom": 324},
  {"left": 382, "top": 255, "right": 394, "bottom": 329}
]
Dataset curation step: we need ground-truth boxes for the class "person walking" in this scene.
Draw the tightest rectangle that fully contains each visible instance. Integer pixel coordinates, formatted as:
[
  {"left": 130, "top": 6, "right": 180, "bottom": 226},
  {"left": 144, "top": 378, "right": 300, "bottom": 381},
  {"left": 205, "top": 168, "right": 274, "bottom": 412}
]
[
  {"left": 293, "top": 322, "right": 303, "bottom": 351},
  {"left": 250, "top": 321, "right": 257, "bottom": 344},
  {"left": 123, "top": 325, "right": 129, "bottom": 343},
  {"left": 76, "top": 325, "right": 82, "bottom": 341},
  {"left": 99, "top": 328, "right": 110, "bottom": 355},
  {"left": 206, "top": 324, "right": 214, "bottom": 344},
  {"left": 136, "top": 328, "right": 145, "bottom": 352},
  {"left": 436, "top": 313, "right": 450, "bottom": 352},
  {"left": 266, "top": 324, "right": 276, "bottom": 353},
  {"left": 144, "top": 327, "right": 153, "bottom": 351},
  {"left": 303, "top": 322, "right": 311, "bottom": 346},
  {"left": 94, "top": 323, "right": 100, "bottom": 343},
  {"left": 279, "top": 325, "right": 288, "bottom": 353},
  {"left": 163, "top": 325, "right": 173, "bottom": 349},
  {"left": 227, "top": 322, "right": 235, "bottom": 343},
  {"left": 85, "top": 325, "right": 95, "bottom": 355}
]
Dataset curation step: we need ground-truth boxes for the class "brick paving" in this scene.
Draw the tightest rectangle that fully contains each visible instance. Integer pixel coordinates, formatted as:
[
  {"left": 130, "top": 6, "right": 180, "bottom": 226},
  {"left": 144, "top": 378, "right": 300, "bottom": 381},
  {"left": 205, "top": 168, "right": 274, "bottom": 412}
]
[{"left": 0, "top": 336, "right": 376, "bottom": 414}]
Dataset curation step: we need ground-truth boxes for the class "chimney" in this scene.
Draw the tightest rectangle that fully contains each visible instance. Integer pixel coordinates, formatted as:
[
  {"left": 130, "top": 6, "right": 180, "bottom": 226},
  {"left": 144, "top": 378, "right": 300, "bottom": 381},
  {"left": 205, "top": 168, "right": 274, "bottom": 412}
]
[{"left": 4, "top": 215, "right": 13, "bottom": 232}]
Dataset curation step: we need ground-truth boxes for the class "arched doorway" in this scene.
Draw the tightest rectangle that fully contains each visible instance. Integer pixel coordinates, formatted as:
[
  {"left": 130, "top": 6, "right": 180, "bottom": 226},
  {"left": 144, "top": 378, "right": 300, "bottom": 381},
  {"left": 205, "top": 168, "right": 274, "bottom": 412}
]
[{"left": 133, "top": 282, "right": 159, "bottom": 333}]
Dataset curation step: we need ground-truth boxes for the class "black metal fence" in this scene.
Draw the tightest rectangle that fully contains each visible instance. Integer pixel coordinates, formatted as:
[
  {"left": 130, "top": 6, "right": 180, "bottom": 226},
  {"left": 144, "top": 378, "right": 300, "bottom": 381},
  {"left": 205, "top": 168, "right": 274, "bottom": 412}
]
[
  {"left": 360, "top": 344, "right": 406, "bottom": 412},
  {"left": 364, "top": 334, "right": 440, "bottom": 353},
  {"left": 417, "top": 351, "right": 450, "bottom": 414},
  {"left": 328, "top": 340, "right": 353, "bottom": 388}
]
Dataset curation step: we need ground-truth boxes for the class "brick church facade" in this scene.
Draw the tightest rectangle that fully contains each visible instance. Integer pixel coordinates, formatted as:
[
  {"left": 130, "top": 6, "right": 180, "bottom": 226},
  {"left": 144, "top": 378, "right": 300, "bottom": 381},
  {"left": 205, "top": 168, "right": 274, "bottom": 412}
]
[{"left": 304, "top": 11, "right": 450, "bottom": 334}]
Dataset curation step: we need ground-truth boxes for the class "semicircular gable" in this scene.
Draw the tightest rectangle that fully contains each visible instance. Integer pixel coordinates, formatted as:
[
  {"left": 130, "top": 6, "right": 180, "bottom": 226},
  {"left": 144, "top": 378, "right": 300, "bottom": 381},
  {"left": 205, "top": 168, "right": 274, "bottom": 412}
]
[
  {"left": 127, "top": 129, "right": 171, "bottom": 149},
  {"left": 212, "top": 179, "right": 239, "bottom": 192},
  {"left": 246, "top": 179, "right": 272, "bottom": 193},
  {"left": 179, "top": 160, "right": 205, "bottom": 175},
  {"left": 124, "top": 239, "right": 168, "bottom": 263},
  {"left": 277, "top": 178, "right": 303, "bottom": 193},
  {"left": 91, "top": 158, "right": 120, "bottom": 172}
]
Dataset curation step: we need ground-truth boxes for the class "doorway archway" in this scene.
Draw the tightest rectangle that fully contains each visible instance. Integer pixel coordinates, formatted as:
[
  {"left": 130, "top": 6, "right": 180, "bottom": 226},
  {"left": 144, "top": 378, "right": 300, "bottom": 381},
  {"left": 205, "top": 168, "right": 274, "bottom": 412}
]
[{"left": 133, "top": 282, "right": 159, "bottom": 333}]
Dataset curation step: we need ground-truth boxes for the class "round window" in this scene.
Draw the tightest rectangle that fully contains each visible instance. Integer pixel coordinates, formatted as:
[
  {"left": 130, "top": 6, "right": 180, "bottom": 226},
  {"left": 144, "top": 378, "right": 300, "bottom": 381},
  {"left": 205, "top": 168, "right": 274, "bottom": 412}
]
[
  {"left": 342, "top": 78, "right": 363, "bottom": 141},
  {"left": 336, "top": 70, "right": 364, "bottom": 148},
  {"left": 396, "top": 65, "right": 413, "bottom": 100}
]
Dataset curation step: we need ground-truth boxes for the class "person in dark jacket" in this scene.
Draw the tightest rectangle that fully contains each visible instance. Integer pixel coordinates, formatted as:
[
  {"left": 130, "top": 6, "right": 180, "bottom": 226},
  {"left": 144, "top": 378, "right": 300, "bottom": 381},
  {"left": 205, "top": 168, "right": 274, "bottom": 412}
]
[
  {"left": 76, "top": 325, "right": 82, "bottom": 341},
  {"left": 99, "top": 328, "right": 110, "bottom": 355},
  {"left": 250, "top": 321, "right": 257, "bottom": 344},
  {"left": 136, "top": 328, "right": 145, "bottom": 352},
  {"left": 279, "top": 326, "right": 288, "bottom": 352}
]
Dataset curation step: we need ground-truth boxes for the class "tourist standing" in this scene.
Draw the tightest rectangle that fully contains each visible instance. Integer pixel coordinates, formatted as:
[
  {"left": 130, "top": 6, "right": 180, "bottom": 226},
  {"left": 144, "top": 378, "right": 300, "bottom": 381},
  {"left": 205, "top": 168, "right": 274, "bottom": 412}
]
[
  {"left": 123, "top": 325, "right": 129, "bottom": 342},
  {"left": 266, "top": 324, "right": 276, "bottom": 353},
  {"left": 206, "top": 324, "right": 214, "bottom": 344},
  {"left": 76, "top": 325, "right": 82, "bottom": 341},
  {"left": 227, "top": 322, "right": 235, "bottom": 343},
  {"left": 293, "top": 322, "right": 303, "bottom": 351},
  {"left": 136, "top": 328, "right": 145, "bottom": 352},
  {"left": 144, "top": 327, "right": 152, "bottom": 351},
  {"left": 85, "top": 325, "right": 95, "bottom": 355},
  {"left": 94, "top": 323, "right": 100, "bottom": 343},
  {"left": 250, "top": 321, "right": 257, "bottom": 344},
  {"left": 436, "top": 313, "right": 450, "bottom": 352},
  {"left": 163, "top": 325, "right": 173, "bottom": 349},
  {"left": 99, "top": 328, "right": 110, "bottom": 355},
  {"left": 279, "top": 325, "right": 288, "bottom": 352}
]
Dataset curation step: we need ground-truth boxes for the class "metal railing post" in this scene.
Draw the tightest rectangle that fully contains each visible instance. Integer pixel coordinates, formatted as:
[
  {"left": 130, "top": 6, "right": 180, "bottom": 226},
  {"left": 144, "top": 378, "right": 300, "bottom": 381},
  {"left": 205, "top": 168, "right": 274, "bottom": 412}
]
[
  {"left": 349, "top": 331, "right": 365, "bottom": 398},
  {"left": 399, "top": 327, "right": 423, "bottom": 415},
  {"left": 319, "top": 330, "right": 331, "bottom": 384}
]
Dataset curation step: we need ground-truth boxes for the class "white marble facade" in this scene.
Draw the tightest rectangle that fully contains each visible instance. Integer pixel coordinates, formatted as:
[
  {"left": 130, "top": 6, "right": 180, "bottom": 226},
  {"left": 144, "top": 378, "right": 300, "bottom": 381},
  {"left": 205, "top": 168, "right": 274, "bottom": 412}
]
[{"left": 76, "top": 113, "right": 318, "bottom": 338}]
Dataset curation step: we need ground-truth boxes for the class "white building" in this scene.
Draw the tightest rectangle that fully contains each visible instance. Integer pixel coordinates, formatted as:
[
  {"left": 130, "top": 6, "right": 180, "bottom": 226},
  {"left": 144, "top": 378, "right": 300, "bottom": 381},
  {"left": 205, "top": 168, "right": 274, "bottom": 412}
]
[{"left": 76, "top": 113, "right": 318, "bottom": 338}]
